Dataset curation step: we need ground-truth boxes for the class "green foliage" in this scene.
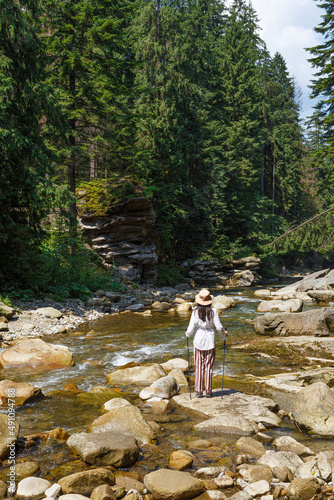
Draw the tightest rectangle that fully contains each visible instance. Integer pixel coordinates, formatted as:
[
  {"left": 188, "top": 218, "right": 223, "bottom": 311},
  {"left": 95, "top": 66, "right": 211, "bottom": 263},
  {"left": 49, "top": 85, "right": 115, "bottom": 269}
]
[
  {"left": 0, "top": 295, "right": 13, "bottom": 307},
  {"left": 157, "top": 261, "right": 187, "bottom": 287}
]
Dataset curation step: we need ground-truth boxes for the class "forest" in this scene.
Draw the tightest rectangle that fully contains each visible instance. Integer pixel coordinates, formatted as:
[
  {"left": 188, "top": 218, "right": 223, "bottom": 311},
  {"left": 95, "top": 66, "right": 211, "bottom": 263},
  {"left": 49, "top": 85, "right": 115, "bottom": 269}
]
[{"left": 1, "top": 0, "right": 334, "bottom": 298}]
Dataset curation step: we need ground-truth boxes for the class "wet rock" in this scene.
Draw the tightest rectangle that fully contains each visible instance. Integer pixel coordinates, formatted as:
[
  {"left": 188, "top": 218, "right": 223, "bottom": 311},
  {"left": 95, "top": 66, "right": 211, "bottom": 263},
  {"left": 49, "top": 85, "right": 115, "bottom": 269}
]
[
  {"left": 115, "top": 476, "right": 145, "bottom": 494},
  {"left": 257, "top": 451, "right": 303, "bottom": 475},
  {"left": 286, "top": 477, "right": 321, "bottom": 500},
  {"left": 176, "top": 302, "right": 193, "bottom": 313},
  {"left": 89, "top": 404, "right": 156, "bottom": 445},
  {"left": 0, "top": 338, "right": 74, "bottom": 370},
  {"left": 0, "top": 413, "right": 20, "bottom": 460},
  {"left": 58, "top": 468, "right": 115, "bottom": 497},
  {"left": 257, "top": 299, "right": 302, "bottom": 313},
  {"left": 213, "top": 476, "right": 234, "bottom": 488},
  {"left": 238, "top": 465, "right": 273, "bottom": 484},
  {"left": 126, "top": 304, "right": 145, "bottom": 312},
  {"left": 160, "top": 358, "right": 188, "bottom": 372},
  {"left": 308, "top": 290, "right": 334, "bottom": 303},
  {"left": 290, "top": 381, "right": 334, "bottom": 437},
  {"left": 139, "top": 376, "right": 179, "bottom": 400},
  {"left": 230, "top": 270, "right": 256, "bottom": 287},
  {"left": 169, "top": 450, "right": 194, "bottom": 470},
  {"left": 272, "top": 436, "right": 314, "bottom": 457},
  {"left": 254, "top": 289, "right": 271, "bottom": 298},
  {"left": 90, "top": 484, "right": 116, "bottom": 500},
  {"left": 36, "top": 307, "right": 63, "bottom": 319},
  {"left": 235, "top": 436, "right": 266, "bottom": 457},
  {"left": 12, "top": 462, "right": 39, "bottom": 480},
  {"left": 253, "top": 308, "right": 334, "bottom": 336},
  {"left": 0, "top": 379, "right": 44, "bottom": 406},
  {"left": 188, "top": 440, "right": 212, "bottom": 450},
  {"left": 148, "top": 399, "right": 173, "bottom": 414},
  {"left": 194, "top": 492, "right": 227, "bottom": 500},
  {"left": 244, "top": 480, "right": 270, "bottom": 497},
  {"left": 16, "top": 477, "right": 51, "bottom": 499},
  {"left": 0, "top": 480, "right": 6, "bottom": 499},
  {"left": 66, "top": 431, "right": 139, "bottom": 467},
  {"left": 295, "top": 451, "right": 333, "bottom": 482},
  {"left": 262, "top": 367, "right": 334, "bottom": 393},
  {"left": 63, "top": 383, "right": 80, "bottom": 393},
  {"left": 152, "top": 301, "right": 170, "bottom": 310},
  {"left": 144, "top": 469, "right": 204, "bottom": 500},
  {"left": 212, "top": 296, "right": 235, "bottom": 310},
  {"left": 0, "top": 302, "right": 15, "bottom": 319},
  {"left": 106, "top": 364, "right": 166, "bottom": 385}
]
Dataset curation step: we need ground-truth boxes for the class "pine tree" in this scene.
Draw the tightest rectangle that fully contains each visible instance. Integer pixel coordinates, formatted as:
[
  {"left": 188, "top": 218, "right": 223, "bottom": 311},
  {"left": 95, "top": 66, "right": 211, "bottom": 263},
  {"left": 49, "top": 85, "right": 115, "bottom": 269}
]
[{"left": 0, "top": 0, "right": 61, "bottom": 284}]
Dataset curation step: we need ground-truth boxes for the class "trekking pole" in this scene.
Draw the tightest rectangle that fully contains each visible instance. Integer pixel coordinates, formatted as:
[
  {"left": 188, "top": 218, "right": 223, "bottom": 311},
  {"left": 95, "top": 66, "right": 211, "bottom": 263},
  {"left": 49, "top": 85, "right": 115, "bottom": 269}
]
[
  {"left": 221, "top": 332, "right": 227, "bottom": 400},
  {"left": 186, "top": 336, "right": 192, "bottom": 400}
]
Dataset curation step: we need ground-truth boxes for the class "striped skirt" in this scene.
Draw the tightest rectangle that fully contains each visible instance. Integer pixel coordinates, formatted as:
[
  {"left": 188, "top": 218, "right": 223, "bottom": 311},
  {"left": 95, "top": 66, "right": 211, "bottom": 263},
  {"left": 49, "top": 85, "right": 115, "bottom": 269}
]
[{"left": 194, "top": 347, "right": 215, "bottom": 394}]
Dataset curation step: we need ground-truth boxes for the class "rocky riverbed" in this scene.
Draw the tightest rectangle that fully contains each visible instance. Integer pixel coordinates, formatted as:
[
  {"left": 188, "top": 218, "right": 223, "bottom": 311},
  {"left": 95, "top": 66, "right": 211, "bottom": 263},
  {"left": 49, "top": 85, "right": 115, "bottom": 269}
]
[{"left": 1, "top": 271, "right": 334, "bottom": 499}]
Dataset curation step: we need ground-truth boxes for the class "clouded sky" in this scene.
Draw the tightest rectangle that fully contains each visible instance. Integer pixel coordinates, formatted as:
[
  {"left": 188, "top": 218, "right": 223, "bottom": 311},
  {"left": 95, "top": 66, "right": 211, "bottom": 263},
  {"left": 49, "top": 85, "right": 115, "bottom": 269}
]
[{"left": 250, "top": 0, "right": 323, "bottom": 119}]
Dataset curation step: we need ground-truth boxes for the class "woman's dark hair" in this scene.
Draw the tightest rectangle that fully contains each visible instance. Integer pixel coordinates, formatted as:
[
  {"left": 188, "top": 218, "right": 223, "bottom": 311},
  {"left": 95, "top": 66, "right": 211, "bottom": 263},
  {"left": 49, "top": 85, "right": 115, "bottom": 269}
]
[{"left": 197, "top": 304, "right": 213, "bottom": 322}]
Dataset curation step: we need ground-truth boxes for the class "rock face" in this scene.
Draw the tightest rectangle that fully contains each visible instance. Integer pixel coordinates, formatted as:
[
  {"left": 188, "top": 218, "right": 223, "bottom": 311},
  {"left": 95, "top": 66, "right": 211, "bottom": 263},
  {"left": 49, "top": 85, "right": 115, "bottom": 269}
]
[
  {"left": 106, "top": 364, "right": 166, "bottom": 386},
  {"left": 253, "top": 308, "right": 334, "bottom": 336},
  {"left": 66, "top": 431, "right": 139, "bottom": 467},
  {"left": 272, "top": 269, "right": 334, "bottom": 298},
  {"left": 290, "top": 381, "right": 334, "bottom": 437},
  {"left": 144, "top": 469, "right": 204, "bottom": 500},
  {"left": 89, "top": 404, "right": 156, "bottom": 444},
  {"left": 0, "top": 339, "right": 74, "bottom": 370},
  {"left": 0, "top": 380, "right": 44, "bottom": 407},
  {"left": 58, "top": 469, "right": 115, "bottom": 497},
  {"left": 78, "top": 196, "right": 158, "bottom": 284}
]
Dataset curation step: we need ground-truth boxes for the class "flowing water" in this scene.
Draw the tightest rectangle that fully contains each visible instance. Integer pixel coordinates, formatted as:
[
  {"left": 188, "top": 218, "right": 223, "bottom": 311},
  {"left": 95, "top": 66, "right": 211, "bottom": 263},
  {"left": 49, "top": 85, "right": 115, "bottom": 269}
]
[{"left": 1, "top": 284, "right": 332, "bottom": 480}]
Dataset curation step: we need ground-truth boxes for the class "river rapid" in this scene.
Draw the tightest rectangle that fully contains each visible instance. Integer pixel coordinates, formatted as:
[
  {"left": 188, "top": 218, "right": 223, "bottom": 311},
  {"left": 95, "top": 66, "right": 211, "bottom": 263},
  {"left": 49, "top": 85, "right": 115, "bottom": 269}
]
[{"left": 1, "top": 283, "right": 332, "bottom": 481}]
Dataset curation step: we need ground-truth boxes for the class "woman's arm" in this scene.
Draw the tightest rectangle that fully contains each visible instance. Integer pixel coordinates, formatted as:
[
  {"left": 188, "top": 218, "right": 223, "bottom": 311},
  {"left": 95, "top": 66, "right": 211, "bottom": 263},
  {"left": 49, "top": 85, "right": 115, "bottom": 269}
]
[
  {"left": 185, "top": 310, "right": 197, "bottom": 337},
  {"left": 213, "top": 308, "right": 228, "bottom": 339}
]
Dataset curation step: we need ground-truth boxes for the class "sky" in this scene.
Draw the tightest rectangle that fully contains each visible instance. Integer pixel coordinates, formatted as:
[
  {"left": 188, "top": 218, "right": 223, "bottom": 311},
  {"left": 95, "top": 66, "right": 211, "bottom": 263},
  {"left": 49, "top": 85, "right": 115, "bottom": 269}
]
[{"left": 230, "top": 0, "right": 324, "bottom": 119}]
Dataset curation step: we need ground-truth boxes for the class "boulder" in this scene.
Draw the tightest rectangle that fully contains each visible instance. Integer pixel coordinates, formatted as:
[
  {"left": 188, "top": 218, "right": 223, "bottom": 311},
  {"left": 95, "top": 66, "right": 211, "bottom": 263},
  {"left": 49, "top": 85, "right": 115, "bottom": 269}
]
[
  {"left": 254, "top": 289, "right": 271, "bottom": 298},
  {"left": 0, "top": 379, "right": 44, "bottom": 407},
  {"left": 271, "top": 269, "right": 332, "bottom": 297},
  {"left": 244, "top": 480, "right": 270, "bottom": 497},
  {"left": 168, "top": 368, "right": 188, "bottom": 386},
  {"left": 238, "top": 465, "right": 273, "bottom": 484},
  {"left": 290, "top": 381, "right": 334, "bottom": 437},
  {"left": 89, "top": 404, "right": 155, "bottom": 444},
  {"left": 253, "top": 308, "right": 334, "bottom": 336},
  {"left": 90, "top": 484, "right": 116, "bottom": 500},
  {"left": 58, "top": 469, "right": 115, "bottom": 497},
  {"left": 115, "top": 476, "right": 145, "bottom": 495},
  {"left": 308, "top": 290, "right": 334, "bottom": 303},
  {"left": 286, "top": 478, "right": 321, "bottom": 500},
  {"left": 212, "top": 296, "right": 235, "bottom": 310},
  {"left": 176, "top": 303, "right": 193, "bottom": 313},
  {"left": 102, "top": 398, "right": 132, "bottom": 412},
  {"left": 160, "top": 358, "right": 188, "bottom": 372},
  {"left": 230, "top": 270, "right": 256, "bottom": 287},
  {"left": 106, "top": 364, "right": 166, "bottom": 385},
  {"left": 16, "top": 477, "right": 51, "bottom": 500},
  {"left": 139, "top": 376, "right": 179, "bottom": 400},
  {"left": 169, "top": 450, "right": 194, "bottom": 470},
  {"left": 295, "top": 451, "right": 333, "bottom": 482},
  {"left": 235, "top": 437, "right": 266, "bottom": 457},
  {"left": 256, "top": 299, "right": 302, "bottom": 313},
  {"left": 11, "top": 462, "right": 39, "bottom": 480},
  {"left": 262, "top": 367, "right": 334, "bottom": 393},
  {"left": 0, "top": 413, "right": 20, "bottom": 460},
  {"left": 144, "top": 469, "right": 204, "bottom": 500},
  {"left": 0, "top": 302, "right": 15, "bottom": 319},
  {"left": 44, "top": 484, "right": 62, "bottom": 498},
  {"left": 194, "top": 467, "right": 227, "bottom": 479},
  {"left": 194, "top": 413, "right": 258, "bottom": 436},
  {"left": 66, "top": 431, "right": 139, "bottom": 467},
  {"left": 257, "top": 450, "right": 303, "bottom": 475},
  {"left": 36, "top": 306, "right": 63, "bottom": 318},
  {"left": 213, "top": 476, "right": 234, "bottom": 488},
  {"left": 272, "top": 436, "right": 314, "bottom": 457},
  {"left": 0, "top": 339, "right": 74, "bottom": 370}
]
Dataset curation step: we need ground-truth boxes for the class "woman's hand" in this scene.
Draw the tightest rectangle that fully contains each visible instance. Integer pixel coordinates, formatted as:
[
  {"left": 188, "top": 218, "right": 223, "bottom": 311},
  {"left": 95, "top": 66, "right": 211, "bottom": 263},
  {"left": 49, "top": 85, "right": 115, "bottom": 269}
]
[{"left": 224, "top": 329, "right": 228, "bottom": 337}]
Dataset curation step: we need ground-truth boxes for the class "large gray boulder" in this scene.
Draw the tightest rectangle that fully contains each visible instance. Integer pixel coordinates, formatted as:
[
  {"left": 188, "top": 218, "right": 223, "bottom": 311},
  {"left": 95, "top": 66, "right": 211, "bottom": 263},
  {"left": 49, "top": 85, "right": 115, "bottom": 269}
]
[
  {"left": 89, "top": 404, "right": 156, "bottom": 444},
  {"left": 261, "top": 367, "right": 334, "bottom": 393},
  {"left": 106, "top": 364, "right": 166, "bottom": 385},
  {"left": 290, "top": 381, "right": 334, "bottom": 437},
  {"left": 253, "top": 308, "right": 334, "bottom": 336},
  {"left": 295, "top": 451, "right": 333, "bottom": 482},
  {"left": 58, "top": 469, "right": 115, "bottom": 497},
  {"left": 160, "top": 358, "right": 188, "bottom": 373},
  {"left": 0, "top": 339, "right": 74, "bottom": 370},
  {"left": 286, "top": 477, "right": 321, "bottom": 500},
  {"left": 272, "top": 269, "right": 334, "bottom": 298},
  {"left": 35, "top": 307, "right": 63, "bottom": 319},
  {"left": 66, "top": 431, "right": 139, "bottom": 467},
  {"left": 144, "top": 469, "right": 204, "bottom": 500},
  {"left": 272, "top": 436, "right": 314, "bottom": 457}
]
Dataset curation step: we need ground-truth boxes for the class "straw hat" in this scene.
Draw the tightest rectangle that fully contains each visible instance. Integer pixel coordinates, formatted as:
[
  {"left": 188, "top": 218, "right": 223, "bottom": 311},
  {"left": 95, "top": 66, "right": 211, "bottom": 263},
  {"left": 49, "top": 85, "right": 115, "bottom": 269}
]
[{"left": 195, "top": 289, "right": 213, "bottom": 306}]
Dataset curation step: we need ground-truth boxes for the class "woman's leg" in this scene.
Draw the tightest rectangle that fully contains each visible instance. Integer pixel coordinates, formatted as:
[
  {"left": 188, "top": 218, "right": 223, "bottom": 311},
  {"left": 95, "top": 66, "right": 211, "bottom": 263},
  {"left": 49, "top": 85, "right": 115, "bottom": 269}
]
[
  {"left": 194, "top": 347, "right": 204, "bottom": 393},
  {"left": 204, "top": 347, "right": 215, "bottom": 394}
]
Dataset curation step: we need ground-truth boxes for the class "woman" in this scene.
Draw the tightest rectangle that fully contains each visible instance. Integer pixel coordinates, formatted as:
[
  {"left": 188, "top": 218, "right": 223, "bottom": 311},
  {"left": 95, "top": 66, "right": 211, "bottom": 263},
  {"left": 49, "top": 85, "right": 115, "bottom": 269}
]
[{"left": 185, "top": 289, "right": 228, "bottom": 398}]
